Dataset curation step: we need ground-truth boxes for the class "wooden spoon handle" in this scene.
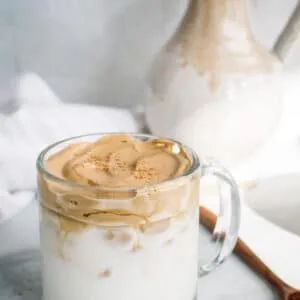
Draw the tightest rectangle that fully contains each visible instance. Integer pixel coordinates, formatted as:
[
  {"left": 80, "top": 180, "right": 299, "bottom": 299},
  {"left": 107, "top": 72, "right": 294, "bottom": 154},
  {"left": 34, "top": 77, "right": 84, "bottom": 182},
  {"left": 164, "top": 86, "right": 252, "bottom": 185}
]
[{"left": 199, "top": 206, "right": 291, "bottom": 293}]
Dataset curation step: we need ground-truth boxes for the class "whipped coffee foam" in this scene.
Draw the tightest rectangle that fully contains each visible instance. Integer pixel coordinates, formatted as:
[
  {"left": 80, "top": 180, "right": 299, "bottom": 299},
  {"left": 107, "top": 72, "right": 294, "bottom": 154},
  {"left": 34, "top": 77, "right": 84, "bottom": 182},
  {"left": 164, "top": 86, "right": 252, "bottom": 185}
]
[
  {"left": 45, "top": 134, "right": 191, "bottom": 187},
  {"left": 39, "top": 134, "right": 198, "bottom": 229}
]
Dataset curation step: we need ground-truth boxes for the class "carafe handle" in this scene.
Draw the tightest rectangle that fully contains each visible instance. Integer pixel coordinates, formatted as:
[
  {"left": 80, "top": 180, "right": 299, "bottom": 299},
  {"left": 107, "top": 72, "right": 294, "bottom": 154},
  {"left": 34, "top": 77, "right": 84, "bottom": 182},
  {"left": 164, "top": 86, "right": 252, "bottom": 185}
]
[{"left": 273, "top": 2, "right": 300, "bottom": 61}]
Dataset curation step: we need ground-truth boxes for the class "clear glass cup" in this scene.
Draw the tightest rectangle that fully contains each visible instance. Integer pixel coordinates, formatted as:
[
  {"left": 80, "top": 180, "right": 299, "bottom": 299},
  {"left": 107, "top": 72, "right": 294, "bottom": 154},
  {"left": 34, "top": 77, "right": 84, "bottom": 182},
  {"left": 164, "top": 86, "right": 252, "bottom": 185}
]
[{"left": 37, "top": 133, "right": 240, "bottom": 300}]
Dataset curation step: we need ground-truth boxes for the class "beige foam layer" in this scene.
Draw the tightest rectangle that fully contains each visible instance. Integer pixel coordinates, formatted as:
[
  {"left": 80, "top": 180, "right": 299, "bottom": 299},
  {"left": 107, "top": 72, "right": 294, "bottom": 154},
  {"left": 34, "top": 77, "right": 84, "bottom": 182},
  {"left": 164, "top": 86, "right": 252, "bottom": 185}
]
[{"left": 39, "top": 134, "right": 199, "bottom": 232}]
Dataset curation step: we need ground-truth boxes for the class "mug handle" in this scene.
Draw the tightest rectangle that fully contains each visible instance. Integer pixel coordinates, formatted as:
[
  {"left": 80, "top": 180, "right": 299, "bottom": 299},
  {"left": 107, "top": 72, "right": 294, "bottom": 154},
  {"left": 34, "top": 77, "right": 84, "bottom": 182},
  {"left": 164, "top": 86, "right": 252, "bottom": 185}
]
[{"left": 198, "top": 158, "right": 241, "bottom": 275}]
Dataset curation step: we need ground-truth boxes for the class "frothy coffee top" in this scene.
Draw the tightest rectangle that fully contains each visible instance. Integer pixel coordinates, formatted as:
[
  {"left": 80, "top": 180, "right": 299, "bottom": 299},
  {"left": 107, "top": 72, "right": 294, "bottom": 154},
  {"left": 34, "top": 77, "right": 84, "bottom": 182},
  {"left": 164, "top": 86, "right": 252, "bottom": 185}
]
[
  {"left": 39, "top": 134, "right": 199, "bottom": 232},
  {"left": 45, "top": 134, "right": 192, "bottom": 188}
]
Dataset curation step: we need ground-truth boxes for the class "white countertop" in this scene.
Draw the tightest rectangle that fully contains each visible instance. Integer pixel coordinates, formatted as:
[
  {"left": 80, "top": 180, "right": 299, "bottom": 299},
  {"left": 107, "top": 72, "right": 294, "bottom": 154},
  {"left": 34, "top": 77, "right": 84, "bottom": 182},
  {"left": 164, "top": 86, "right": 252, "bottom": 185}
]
[{"left": 0, "top": 199, "right": 276, "bottom": 299}]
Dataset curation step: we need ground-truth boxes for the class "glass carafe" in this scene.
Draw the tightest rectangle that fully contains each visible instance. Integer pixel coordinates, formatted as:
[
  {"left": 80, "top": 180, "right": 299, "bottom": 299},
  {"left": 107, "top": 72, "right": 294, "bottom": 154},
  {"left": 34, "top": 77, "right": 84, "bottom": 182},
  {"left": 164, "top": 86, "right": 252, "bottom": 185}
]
[{"left": 145, "top": 0, "right": 283, "bottom": 172}]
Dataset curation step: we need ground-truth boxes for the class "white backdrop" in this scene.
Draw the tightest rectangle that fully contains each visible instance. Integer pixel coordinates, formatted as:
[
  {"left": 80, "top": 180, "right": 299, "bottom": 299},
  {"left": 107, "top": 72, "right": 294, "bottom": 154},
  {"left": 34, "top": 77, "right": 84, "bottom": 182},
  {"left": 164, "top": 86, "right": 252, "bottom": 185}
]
[{"left": 0, "top": 0, "right": 299, "bottom": 108}]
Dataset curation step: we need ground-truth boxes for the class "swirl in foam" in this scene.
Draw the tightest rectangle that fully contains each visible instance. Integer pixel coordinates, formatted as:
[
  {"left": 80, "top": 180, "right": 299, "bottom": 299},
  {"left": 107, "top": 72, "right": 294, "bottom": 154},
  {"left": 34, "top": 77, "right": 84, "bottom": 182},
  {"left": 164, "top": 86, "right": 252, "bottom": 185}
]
[{"left": 48, "top": 134, "right": 191, "bottom": 186}]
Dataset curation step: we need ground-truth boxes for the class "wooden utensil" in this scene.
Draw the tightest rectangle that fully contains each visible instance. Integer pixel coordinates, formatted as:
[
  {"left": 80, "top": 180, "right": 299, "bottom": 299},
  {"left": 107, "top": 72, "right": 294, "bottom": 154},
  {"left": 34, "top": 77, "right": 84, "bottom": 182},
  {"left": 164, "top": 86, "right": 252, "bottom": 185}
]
[{"left": 200, "top": 206, "right": 300, "bottom": 300}]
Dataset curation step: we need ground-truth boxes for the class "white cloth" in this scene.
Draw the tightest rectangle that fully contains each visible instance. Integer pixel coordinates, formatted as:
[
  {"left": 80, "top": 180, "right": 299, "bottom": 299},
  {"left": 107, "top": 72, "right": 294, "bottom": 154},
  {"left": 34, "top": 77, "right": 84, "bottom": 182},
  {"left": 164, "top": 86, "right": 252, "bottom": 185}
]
[{"left": 0, "top": 72, "right": 140, "bottom": 223}]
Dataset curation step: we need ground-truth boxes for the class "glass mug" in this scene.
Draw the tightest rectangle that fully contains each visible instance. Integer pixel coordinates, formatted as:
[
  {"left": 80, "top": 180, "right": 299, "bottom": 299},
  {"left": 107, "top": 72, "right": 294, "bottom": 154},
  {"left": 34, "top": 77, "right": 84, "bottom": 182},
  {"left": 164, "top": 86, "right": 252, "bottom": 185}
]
[{"left": 37, "top": 133, "right": 240, "bottom": 300}]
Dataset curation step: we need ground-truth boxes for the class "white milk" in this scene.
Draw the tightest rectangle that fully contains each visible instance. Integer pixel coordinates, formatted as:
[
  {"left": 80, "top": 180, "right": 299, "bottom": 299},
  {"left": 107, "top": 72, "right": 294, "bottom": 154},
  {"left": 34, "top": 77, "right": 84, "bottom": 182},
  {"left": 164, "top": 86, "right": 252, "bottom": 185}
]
[{"left": 40, "top": 209, "right": 199, "bottom": 300}]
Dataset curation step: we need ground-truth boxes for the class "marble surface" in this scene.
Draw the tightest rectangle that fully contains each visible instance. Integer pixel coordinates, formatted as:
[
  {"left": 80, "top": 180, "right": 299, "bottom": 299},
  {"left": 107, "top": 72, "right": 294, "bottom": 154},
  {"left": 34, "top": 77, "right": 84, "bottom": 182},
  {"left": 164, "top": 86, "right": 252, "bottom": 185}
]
[{"left": 0, "top": 200, "right": 277, "bottom": 300}]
